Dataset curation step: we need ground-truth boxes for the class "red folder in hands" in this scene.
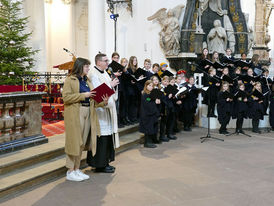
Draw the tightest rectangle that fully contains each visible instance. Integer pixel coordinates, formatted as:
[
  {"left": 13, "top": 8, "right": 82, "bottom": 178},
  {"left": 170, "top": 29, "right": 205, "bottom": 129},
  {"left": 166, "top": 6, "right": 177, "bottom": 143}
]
[{"left": 91, "top": 83, "right": 115, "bottom": 103}]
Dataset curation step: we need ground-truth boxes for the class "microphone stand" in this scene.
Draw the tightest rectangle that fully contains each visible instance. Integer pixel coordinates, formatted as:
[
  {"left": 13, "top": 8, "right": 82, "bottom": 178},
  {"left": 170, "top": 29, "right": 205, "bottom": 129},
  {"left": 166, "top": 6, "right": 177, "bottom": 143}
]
[{"left": 188, "top": 62, "right": 224, "bottom": 143}]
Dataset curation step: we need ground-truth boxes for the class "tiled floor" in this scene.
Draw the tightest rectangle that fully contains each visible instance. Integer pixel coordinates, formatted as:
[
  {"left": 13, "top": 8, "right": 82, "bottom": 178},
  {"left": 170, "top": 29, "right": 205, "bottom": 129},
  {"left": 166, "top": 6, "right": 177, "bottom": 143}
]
[
  {"left": 1, "top": 128, "right": 274, "bottom": 206},
  {"left": 42, "top": 120, "right": 65, "bottom": 137}
]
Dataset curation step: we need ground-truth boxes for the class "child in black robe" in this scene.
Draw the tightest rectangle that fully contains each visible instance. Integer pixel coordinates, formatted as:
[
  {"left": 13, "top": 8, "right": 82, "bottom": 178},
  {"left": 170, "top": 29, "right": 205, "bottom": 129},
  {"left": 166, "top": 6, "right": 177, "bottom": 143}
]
[
  {"left": 139, "top": 80, "right": 161, "bottom": 148},
  {"left": 217, "top": 81, "right": 233, "bottom": 134},
  {"left": 204, "top": 68, "right": 221, "bottom": 117},
  {"left": 181, "top": 76, "right": 199, "bottom": 131},
  {"left": 232, "top": 83, "right": 249, "bottom": 134},
  {"left": 159, "top": 76, "right": 176, "bottom": 141},
  {"left": 248, "top": 82, "right": 265, "bottom": 133}
]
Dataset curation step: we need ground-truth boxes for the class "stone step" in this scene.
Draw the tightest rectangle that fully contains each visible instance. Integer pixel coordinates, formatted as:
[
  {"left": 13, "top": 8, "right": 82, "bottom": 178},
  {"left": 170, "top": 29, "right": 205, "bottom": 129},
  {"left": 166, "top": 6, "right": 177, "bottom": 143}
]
[
  {"left": 0, "top": 131, "right": 143, "bottom": 199},
  {"left": 0, "top": 124, "right": 139, "bottom": 176}
]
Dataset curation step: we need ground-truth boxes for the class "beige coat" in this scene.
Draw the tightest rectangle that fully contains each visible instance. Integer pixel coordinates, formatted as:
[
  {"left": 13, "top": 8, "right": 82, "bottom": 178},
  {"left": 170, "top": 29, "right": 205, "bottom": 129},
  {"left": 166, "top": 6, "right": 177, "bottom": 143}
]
[{"left": 62, "top": 75, "right": 104, "bottom": 156}]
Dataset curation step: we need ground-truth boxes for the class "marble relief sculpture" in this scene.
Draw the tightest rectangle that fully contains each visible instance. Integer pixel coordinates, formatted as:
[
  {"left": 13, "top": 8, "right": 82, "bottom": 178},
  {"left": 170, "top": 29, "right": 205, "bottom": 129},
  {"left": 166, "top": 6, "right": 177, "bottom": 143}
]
[{"left": 147, "top": 4, "right": 185, "bottom": 56}]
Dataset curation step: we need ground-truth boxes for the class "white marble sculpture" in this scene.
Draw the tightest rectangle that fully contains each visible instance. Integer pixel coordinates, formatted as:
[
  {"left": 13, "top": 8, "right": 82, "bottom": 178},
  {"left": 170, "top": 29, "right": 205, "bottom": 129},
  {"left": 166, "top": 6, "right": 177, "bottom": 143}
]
[
  {"left": 198, "top": 0, "right": 235, "bottom": 53},
  {"left": 147, "top": 4, "right": 185, "bottom": 56},
  {"left": 199, "top": 0, "right": 224, "bottom": 16},
  {"left": 244, "top": 13, "right": 255, "bottom": 52},
  {"left": 207, "top": 19, "right": 227, "bottom": 54}
]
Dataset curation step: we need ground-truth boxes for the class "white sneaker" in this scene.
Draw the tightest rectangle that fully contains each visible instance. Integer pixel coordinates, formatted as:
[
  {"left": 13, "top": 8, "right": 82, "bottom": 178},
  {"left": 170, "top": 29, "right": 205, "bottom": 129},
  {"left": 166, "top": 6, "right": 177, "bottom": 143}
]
[
  {"left": 75, "top": 169, "right": 90, "bottom": 180},
  {"left": 66, "top": 170, "right": 84, "bottom": 182}
]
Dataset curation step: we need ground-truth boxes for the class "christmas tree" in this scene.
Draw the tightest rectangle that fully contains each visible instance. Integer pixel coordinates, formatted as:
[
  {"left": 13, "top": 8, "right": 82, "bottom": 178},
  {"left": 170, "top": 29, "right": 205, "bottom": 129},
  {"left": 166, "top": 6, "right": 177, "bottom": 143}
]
[{"left": 0, "top": 0, "right": 38, "bottom": 85}]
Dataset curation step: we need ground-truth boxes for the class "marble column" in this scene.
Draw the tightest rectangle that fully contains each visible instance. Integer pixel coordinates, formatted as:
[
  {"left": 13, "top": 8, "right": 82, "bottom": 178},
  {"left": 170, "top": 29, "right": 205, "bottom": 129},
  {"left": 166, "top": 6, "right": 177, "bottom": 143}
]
[
  {"left": 23, "top": 0, "right": 47, "bottom": 73},
  {"left": 88, "top": 0, "right": 106, "bottom": 65}
]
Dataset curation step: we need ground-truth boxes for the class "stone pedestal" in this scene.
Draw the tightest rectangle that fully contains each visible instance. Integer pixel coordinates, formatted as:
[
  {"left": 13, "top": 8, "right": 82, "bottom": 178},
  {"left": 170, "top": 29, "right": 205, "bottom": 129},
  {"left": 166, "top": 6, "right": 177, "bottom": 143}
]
[{"left": 0, "top": 92, "right": 48, "bottom": 154}]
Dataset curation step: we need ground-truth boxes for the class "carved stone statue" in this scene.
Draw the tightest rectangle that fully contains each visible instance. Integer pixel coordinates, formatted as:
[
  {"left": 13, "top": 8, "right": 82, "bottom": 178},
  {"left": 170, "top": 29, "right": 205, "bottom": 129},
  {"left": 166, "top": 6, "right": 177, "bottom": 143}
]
[
  {"left": 199, "top": 0, "right": 224, "bottom": 16},
  {"left": 207, "top": 19, "right": 227, "bottom": 54},
  {"left": 147, "top": 5, "right": 185, "bottom": 56}
]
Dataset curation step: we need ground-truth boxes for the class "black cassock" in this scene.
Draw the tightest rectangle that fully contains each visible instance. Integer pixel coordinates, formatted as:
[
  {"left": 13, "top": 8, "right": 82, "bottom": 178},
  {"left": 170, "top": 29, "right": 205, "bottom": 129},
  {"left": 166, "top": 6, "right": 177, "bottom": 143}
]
[
  {"left": 139, "top": 93, "right": 160, "bottom": 135},
  {"left": 217, "top": 91, "right": 233, "bottom": 125},
  {"left": 247, "top": 90, "right": 265, "bottom": 120},
  {"left": 181, "top": 85, "right": 198, "bottom": 128},
  {"left": 87, "top": 135, "right": 115, "bottom": 168},
  {"left": 232, "top": 90, "right": 249, "bottom": 119}
]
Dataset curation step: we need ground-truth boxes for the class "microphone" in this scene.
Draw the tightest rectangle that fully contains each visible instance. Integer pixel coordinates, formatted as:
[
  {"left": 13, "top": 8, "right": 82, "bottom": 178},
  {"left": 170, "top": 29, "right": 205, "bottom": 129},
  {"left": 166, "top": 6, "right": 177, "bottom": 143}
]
[
  {"left": 188, "top": 61, "right": 198, "bottom": 66},
  {"left": 63, "top": 48, "right": 69, "bottom": 52},
  {"left": 108, "top": 67, "right": 117, "bottom": 79}
]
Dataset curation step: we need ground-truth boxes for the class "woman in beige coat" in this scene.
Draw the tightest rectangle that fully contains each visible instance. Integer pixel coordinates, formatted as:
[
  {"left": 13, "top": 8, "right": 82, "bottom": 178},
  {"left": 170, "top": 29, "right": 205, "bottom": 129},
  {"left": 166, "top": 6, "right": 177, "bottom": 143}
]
[{"left": 62, "top": 57, "right": 108, "bottom": 181}]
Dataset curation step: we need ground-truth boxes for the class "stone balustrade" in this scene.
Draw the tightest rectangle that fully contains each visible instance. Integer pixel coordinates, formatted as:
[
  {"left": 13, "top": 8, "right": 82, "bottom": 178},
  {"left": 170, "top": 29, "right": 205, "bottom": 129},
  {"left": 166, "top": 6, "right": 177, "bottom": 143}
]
[{"left": 0, "top": 92, "right": 48, "bottom": 154}]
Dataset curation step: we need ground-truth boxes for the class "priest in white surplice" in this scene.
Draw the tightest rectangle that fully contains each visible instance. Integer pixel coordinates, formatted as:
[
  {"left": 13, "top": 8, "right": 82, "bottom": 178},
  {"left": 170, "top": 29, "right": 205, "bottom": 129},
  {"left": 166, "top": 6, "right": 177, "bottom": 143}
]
[{"left": 86, "top": 53, "right": 120, "bottom": 173}]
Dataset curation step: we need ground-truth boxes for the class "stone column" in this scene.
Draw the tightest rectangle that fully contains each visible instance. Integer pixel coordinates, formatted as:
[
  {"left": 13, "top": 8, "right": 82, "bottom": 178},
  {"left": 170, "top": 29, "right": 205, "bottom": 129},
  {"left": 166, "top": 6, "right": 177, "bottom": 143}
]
[
  {"left": 88, "top": 0, "right": 106, "bottom": 65},
  {"left": 253, "top": 0, "right": 274, "bottom": 63},
  {"left": 23, "top": 0, "right": 47, "bottom": 73}
]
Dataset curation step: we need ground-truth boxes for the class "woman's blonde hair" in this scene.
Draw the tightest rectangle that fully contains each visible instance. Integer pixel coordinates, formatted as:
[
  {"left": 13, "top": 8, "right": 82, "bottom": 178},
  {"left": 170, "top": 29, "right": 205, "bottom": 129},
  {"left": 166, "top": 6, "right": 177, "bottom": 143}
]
[{"left": 142, "top": 80, "right": 153, "bottom": 94}]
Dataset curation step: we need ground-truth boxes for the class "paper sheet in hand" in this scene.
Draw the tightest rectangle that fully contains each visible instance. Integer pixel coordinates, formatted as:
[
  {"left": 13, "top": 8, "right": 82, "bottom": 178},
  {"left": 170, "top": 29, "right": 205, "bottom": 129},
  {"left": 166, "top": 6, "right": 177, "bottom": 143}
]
[
  {"left": 91, "top": 83, "right": 115, "bottom": 103},
  {"left": 175, "top": 86, "right": 188, "bottom": 98}
]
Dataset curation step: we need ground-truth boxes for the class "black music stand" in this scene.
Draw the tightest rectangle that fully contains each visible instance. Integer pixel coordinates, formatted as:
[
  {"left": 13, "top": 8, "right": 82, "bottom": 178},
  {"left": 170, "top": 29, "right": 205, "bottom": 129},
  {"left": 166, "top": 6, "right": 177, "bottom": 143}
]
[{"left": 188, "top": 62, "right": 224, "bottom": 143}]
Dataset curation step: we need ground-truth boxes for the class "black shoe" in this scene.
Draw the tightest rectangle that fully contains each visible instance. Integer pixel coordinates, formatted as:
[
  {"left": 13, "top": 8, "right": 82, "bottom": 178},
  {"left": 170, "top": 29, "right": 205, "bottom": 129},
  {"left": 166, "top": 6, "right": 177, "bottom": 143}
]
[
  {"left": 121, "top": 119, "right": 129, "bottom": 126},
  {"left": 173, "top": 128, "right": 179, "bottom": 133},
  {"left": 144, "top": 143, "right": 157, "bottom": 148},
  {"left": 219, "top": 130, "right": 228, "bottom": 135},
  {"left": 167, "top": 135, "right": 177, "bottom": 140},
  {"left": 160, "top": 136, "right": 169, "bottom": 142},
  {"left": 252, "top": 129, "right": 261, "bottom": 134},
  {"left": 238, "top": 130, "right": 245, "bottom": 134},
  {"left": 153, "top": 139, "right": 162, "bottom": 144},
  {"left": 126, "top": 118, "right": 134, "bottom": 125},
  {"left": 118, "top": 123, "right": 125, "bottom": 128},
  {"left": 184, "top": 127, "right": 191, "bottom": 131},
  {"left": 106, "top": 164, "right": 116, "bottom": 170},
  {"left": 272, "top": 127, "right": 274, "bottom": 131},
  {"left": 207, "top": 113, "right": 217, "bottom": 118},
  {"left": 95, "top": 167, "right": 115, "bottom": 173}
]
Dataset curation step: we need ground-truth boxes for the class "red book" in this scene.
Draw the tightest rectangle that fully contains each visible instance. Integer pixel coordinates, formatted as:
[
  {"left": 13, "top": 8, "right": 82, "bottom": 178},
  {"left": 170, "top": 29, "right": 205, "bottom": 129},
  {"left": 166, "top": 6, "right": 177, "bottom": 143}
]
[{"left": 91, "top": 83, "right": 115, "bottom": 103}]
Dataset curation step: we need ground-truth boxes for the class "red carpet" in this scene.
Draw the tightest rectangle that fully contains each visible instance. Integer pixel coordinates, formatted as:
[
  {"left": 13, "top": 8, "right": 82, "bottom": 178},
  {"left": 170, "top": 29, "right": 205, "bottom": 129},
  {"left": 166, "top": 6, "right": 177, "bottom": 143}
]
[{"left": 42, "top": 120, "right": 65, "bottom": 137}]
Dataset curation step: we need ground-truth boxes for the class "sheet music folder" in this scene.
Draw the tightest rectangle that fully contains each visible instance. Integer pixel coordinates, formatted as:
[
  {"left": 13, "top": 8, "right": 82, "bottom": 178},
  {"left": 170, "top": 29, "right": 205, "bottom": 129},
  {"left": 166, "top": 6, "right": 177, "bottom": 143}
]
[{"left": 91, "top": 83, "right": 115, "bottom": 103}]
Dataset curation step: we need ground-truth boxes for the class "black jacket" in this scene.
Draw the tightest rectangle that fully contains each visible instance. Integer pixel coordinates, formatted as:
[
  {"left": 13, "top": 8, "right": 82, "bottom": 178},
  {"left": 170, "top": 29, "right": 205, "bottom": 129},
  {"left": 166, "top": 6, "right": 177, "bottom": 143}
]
[{"left": 139, "top": 93, "right": 160, "bottom": 135}]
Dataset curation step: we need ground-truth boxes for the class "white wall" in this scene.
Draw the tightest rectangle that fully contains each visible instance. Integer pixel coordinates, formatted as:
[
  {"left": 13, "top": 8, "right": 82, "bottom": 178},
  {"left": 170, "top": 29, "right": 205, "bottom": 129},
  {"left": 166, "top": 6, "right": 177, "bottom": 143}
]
[
  {"left": 44, "top": 0, "right": 76, "bottom": 73},
  {"left": 104, "top": 0, "right": 187, "bottom": 67}
]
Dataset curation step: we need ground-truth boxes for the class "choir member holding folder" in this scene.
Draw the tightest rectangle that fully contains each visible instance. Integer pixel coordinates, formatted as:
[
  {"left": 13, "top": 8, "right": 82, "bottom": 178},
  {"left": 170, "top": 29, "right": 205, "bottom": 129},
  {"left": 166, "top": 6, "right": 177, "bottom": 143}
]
[
  {"left": 217, "top": 82, "right": 233, "bottom": 134},
  {"left": 87, "top": 53, "right": 119, "bottom": 173},
  {"left": 139, "top": 80, "right": 161, "bottom": 148},
  {"left": 248, "top": 82, "right": 266, "bottom": 133},
  {"left": 232, "top": 83, "right": 249, "bottom": 134}
]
